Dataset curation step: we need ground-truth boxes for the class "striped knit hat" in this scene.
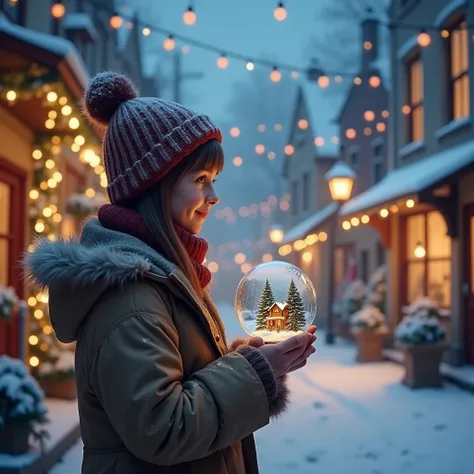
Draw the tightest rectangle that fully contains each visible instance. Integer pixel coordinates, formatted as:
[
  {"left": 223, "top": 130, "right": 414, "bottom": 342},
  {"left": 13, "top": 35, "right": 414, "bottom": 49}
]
[{"left": 83, "top": 72, "right": 222, "bottom": 204}]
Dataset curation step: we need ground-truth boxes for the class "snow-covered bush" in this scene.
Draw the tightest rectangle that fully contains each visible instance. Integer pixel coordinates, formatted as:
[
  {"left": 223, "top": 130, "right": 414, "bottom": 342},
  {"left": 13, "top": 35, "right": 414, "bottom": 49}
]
[
  {"left": 395, "top": 297, "right": 446, "bottom": 345},
  {"left": 0, "top": 356, "right": 49, "bottom": 442},
  {"left": 36, "top": 350, "right": 75, "bottom": 382},
  {"left": 351, "top": 304, "right": 388, "bottom": 332},
  {"left": 241, "top": 309, "right": 254, "bottom": 321},
  {"left": 66, "top": 192, "right": 107, "bottom": 217},
  {"left": 365, "top": 265, "right": 386, "bottom": 312},
  {"left": 0, "top": 284, "right": 18, "bottom": 320},
  {"left": 339, "top": 280, "right": 367, "bottom": 321}
]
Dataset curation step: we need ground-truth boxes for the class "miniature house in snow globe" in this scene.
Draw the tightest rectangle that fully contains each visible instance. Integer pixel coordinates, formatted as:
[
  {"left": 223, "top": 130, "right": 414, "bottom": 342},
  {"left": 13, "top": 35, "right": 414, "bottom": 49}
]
[{"left": 235, "top": 261, "right": 317, "bottom": 342}]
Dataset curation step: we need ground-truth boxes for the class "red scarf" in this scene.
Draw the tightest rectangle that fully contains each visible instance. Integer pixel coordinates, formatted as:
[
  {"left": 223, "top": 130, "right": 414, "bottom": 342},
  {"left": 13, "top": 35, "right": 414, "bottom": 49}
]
[{"left": 98, "top": 204, "right": 212, "bottom": 288}]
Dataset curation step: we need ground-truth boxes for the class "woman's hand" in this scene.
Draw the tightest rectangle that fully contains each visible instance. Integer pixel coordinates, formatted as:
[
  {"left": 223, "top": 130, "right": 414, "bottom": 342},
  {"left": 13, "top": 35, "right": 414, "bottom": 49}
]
[{"left": 255, "top": 329, "right": 317, "bottom": 379}]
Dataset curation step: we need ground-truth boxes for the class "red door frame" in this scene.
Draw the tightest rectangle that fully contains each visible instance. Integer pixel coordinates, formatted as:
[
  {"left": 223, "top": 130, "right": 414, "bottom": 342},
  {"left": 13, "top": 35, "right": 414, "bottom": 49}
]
[
  {"left": 464, "top": 203, "right": 474, "bottom": 365},
  {"left": 0, "top": 155, "right": 27, "bottom": 358}
]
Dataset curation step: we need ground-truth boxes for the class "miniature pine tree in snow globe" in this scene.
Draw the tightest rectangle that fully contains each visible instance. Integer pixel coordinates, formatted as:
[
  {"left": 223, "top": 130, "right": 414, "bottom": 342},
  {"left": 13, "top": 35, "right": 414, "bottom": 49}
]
[{"left": 235, "top": 261, "right": 317, "bottom": 342}]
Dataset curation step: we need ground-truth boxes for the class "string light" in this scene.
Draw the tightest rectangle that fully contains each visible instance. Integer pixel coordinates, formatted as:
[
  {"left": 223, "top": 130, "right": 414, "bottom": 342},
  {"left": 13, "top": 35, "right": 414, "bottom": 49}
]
[
  {"left": 246, "top": 61, "right": 255, "bottom": 71},
  {"left": 274, "top": 2, "right": 287, "bottom": 21},
  {"left": 417, "top": 30, "right": 431, "bottom": 47},
  {"left": 217, "top": 54, "right": 229, "bottom": 69},
  {"left": 369, "top": 75, "right": 381, "bottom": 88},
  {"left": 142, "top": 27, "right": 151, "bottom": 36},
  {"left": 51, "top": 1, "right": 65, "bottom": 19},
  {"left": 110, "top": 12, "right": 123, "bottom": 29},
  {"left": 183, "top": 6, "right": 197, "bottom": 25},
  {"left": 163, "top": 35, "right": 175, "bottom": 51},
  {"left": 269, "top": 67, "right": 281, "bottom": 82}
]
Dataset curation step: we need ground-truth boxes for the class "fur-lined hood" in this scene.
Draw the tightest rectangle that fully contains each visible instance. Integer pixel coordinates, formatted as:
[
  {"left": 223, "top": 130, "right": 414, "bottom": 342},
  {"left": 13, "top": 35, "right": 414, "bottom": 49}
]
[{"left": 23, "top": 219, "right": 188, "bottom": 342}]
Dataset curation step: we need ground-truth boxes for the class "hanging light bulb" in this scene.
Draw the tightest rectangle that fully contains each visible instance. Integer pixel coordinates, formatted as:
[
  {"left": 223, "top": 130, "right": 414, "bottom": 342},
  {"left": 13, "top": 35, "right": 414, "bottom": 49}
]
[
  {"left": 142, "top": 27, "right": 151, "bottom": 36},
  {"left": 183, "top": 6, "right": 197, "bottom": 25},
  {"left": 217, "top": 54, "right": 228, "bottom": 69},
  {"left": 110, "top": 12, "right": 123, "bottom": 29},
  {"left": 51, "top": 1, "right": 65, "bottom": 19},
  {"left": 369, "top": 75, "right": 381, "bottom": 87},
  {"left": 417, "top": 30, "right": 431, "bottom": 47},
  {"left": 246, "top": 61, "right": 255, "bottom": 71},
  {"left": 270, "top": 67, "right": 281, "bottom": 82},
  {"left": 163, "top": 35, "right": 175, "bottom": 51},
  {"left": 274, "top": 2, "right": 287, "bottom": 21},
  {"left": 414, "top": 241, "right": 426, "bottom": 258}
]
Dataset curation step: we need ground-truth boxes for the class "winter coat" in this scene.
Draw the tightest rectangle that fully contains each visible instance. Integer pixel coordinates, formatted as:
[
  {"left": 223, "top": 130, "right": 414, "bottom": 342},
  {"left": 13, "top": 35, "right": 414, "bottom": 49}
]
[{"left": 25, "top": 219, "right": 290, "bottom": 474}]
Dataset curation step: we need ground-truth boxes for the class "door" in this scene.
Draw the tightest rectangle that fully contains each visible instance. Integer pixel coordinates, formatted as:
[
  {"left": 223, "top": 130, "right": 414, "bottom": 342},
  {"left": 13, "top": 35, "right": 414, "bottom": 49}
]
[
  {"left": 0, "top": 157, "right": 26, "bottom": 358},
  {"left": 465, "top": 204, "right": 474, "bottom": 365}
]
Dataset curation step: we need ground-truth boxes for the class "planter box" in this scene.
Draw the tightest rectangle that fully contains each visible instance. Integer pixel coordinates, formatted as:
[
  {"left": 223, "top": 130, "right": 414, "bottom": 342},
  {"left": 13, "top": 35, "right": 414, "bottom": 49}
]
[
  {"left": 396, "top": 342, "right": 447, "bottom": 389},
  {"left": 39, "top": 379, "right": 77, "bottom": 400},
  {"left": 0, "top": 421, "right": 30, "bottom": 455},
  {"left": 353, "top": 329, "right": 388, "bottom": 362}
]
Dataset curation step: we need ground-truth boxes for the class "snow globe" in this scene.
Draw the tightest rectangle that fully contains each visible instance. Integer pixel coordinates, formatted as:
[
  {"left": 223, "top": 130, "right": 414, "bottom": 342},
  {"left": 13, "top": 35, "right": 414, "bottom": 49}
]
[{"left": 235, "top": 261, "right": 317, "bottom": 342}]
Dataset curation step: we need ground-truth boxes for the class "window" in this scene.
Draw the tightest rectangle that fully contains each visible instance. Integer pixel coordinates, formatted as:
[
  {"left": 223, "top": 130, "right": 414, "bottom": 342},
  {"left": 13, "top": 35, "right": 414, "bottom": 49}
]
[
  {"left": 446, "top": 19, "right": 469, "bottom": 121},
  {"left": 291, "top": 180, "right": 298, "bottom": 216},
  {"left": 405, "top": 55, "right": 424, "bottom": 142},
  {"left": 347, "top": 148, "right": 359, "bottom": 168},
  {"left": 360, "top": 250, "right": 369, "bottom": 282},
  {"left": 0, "top": 0, "right": 26, "bottom": 24},
  {"left": 404, "top": 211, "right": 451, "bottom": 307},
  {"left": 302, "top": 172, "right": 310, "bottom": 211},
  {"left": 372, "top": 140, "right": 385, "bottom": 184},
  {"left": 376, "top": 241, "right": 385, "bottom": 267}
]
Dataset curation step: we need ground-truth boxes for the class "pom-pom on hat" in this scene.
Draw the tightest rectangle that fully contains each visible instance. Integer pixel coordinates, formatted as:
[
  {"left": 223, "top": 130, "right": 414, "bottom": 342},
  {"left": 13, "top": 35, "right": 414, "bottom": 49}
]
[{"left": 83, "top": 72, "right": 222, "bottom": 204}]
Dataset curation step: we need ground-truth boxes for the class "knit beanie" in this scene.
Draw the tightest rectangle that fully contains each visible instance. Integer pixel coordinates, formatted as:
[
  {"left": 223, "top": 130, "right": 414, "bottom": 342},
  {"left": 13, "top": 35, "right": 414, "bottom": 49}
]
[{"left": 83, "top": 72, "right": 222, "bottom": 204}]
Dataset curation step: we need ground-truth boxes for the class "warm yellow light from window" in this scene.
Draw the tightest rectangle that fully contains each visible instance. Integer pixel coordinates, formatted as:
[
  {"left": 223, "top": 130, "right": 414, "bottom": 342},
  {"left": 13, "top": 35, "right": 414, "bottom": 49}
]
[
  {"left": 233, "top": 156, "right": 243, "bottom": 167},
  {"left": 284, "top": 144, "right": 294, "bottom": 155},
  {"left": 361, "top": 214, "right": 370, "bottom": 224},
  {"left": 346, "top": 128, "right": 356, "bottom": 139},
  {"left": 163, "top": 36, "right": 175, "bottom": 51},
  {"left": 85, "top": 188, "right": 96, "bottom": 198},
  {"left": 262, "top": 253, "right": 273, "bottom": 262},
  {"left": 369, "top": 76, "right": 381, "bottom": 88},
  {"left": 69, "top": 117, "right": 80, "bottom": 129},
  {"left": 298, "top": 119, "right": 308, "bottom": 130},
  {"left": 29, "top": 356, "right": 40, "bottom": 367},
  {"left": 217, "top": 55, "right": 228, "bottom": 69},
  {"left": 364, "top": 110, "right": 375, "bottom": 121},
  {"left": 208, "top": 261, "right": 219, "bottom": 273},
  {"left": 342, "top": 220, "right": 351, "bottom": 230},
  {"left": 376, "top": 122, "right": 386, "bottom": 132},
  {"left": 351, "top": 217, "right": 360, "bottom": 226},
  {"left": 51, "top": 2, "right": 65, "bottom": 19},
  {"left": 61, "top": 104, "right": 72, "bottom": 116},
  {"left": 183, "top": 6, "right": 197, "bottom": 25},
  {"left": 318, "top": 232, "right": 328, "bottom": 242},
  {"left": 29, "top": 335, "right": 39, "bottom": 345},
  {"left": 234, "top": 253, "right": 246, "bottom": 264},
  {"left": 274, "top": 2, "right": 287, "bottom": 21},
  {"left": 380, "top": 208, "right": 389, "bottom": 218},
  {"left": 142, "top": 27, "right": 151, "bottom": 36},
  {"left": 406, "top": 199, "right": 415, "bottom": 208},
  {"left": 417, "top": 31, "right": 431, "bottom": 47},
  {"left": 302, "top": 251, "right": 312, "bottom": 262},
  {"left": 318, "top": 76, "right": 329, "bottom": 88},
  {"left": 414, "top": 242, "right": 426, "bottom": 258},
  {"left": 270, "top": 68, "right": 281, "bottom": 82},
  {"left": 32, "top": 149, "right": 42, "bottom": 160},
  {"left": 110, "top": 14, "right": 123, "bottom": 29}
]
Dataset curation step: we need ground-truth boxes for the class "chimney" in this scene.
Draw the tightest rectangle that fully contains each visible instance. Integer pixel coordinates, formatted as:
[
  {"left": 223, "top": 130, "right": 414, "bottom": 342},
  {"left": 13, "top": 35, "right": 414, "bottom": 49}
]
[{"left": 361, "top": 7, "right": 379, "bottom": 72}]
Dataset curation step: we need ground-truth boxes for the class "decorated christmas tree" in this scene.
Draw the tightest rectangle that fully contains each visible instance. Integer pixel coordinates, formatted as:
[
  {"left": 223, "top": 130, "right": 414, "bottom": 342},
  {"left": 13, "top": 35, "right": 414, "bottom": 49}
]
[
  {"left": 286, "top": 279, "right": 306, "bottom": 332},
  {"left": 255, "top": 279, "right": 275, "bottom": 330}
]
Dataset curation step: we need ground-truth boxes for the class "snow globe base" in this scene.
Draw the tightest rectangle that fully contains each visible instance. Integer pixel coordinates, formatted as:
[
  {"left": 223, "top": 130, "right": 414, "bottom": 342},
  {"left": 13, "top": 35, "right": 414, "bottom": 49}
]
[{"left": 235, "top": 261, "right": 317, "bottom": 343}]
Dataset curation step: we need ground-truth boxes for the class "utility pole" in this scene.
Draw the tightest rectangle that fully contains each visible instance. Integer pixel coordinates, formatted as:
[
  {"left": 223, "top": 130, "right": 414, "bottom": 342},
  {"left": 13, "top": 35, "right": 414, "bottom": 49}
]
[{"left": 172, "top": 50, "right": 203, "bottom": 103}]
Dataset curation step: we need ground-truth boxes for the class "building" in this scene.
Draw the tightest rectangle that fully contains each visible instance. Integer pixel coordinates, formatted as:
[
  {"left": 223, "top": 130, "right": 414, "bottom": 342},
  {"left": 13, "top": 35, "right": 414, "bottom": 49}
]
[
  {"left": 340, "top": 0, "right": 474, "bottom": 367},
  {"left": 0, "top": 0, "right": 154, "bottom": 359}
]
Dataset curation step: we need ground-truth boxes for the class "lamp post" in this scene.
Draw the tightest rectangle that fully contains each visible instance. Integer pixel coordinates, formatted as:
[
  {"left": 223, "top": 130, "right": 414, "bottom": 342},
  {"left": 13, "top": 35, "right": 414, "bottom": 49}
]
[{"left": 324, "top": 161, "right": 357, "bottom": 344}]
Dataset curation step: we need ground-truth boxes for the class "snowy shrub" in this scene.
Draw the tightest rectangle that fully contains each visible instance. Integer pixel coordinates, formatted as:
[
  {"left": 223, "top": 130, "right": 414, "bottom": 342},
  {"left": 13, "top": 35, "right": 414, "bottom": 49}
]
[
  {"left": 395, "top": 297, "right": 446, "bottom": 345},
  {"left": 351, "top": 304, "right": 387, "bottom": 332},
  {"left": 0, "top": 356, "right": 49, "bottom": 443},
  {"left": 365, "top": 265, "right": 386, "bottom": 312},
  {"left": 339, "top": 280, "right": 367, "bottom": 321},
  {"left": 241, "top": 309, "right": 255, "bottom": 321},
  {"left": 0, "top": 284, "right": 18, "bottom": 321},
  {"left": 66, "top": 192, "right": 107, "bottom": 217},
  {"left": 36, "top": 350, "right": 75, "bottom": 382}
]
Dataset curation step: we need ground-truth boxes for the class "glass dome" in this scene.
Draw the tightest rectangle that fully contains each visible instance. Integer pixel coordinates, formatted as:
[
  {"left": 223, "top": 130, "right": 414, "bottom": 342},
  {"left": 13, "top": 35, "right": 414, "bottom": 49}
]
[{"left": 235, "top": 261, "right": 317, "bottom": 342}]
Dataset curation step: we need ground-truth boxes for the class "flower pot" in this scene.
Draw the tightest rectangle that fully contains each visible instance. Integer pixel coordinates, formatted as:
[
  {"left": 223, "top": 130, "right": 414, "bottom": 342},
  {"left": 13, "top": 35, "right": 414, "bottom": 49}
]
[
  {"left": 0, "top": 420, "right": 30, "bottom": 455},
  {"left": 40, "top": 378, "right": 77, "bottom": 400},
  {"left": 353, "top": 329, "right": 387, "bottom": 362},
  {"left": 396, "top": 342, "right": 447, "bottom": 389}
]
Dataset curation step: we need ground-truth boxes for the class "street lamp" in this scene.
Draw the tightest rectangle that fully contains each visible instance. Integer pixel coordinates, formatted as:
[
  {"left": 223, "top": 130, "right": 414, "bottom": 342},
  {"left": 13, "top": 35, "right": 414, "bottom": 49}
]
[
  {"left": 269, "top": 224, "right": 284, "bottom": 244},
  {"left": 324, "top": 161, "right": 356, "bottom": 345}
]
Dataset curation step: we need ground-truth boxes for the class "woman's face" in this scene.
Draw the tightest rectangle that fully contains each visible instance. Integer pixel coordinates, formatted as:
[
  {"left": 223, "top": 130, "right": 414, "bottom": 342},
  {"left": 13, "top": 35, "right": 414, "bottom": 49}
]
[{"left": 170, "top": 167, "right": 220, "bottom": 234}]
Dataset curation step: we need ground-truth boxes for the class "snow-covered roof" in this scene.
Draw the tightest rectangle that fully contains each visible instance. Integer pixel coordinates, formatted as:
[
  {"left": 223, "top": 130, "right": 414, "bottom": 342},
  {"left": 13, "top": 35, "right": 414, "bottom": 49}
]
[
  {"left": 270, "top": 302, "right": 288, "bottom": 311},
  {"left": 0, "top": 13, "right": 89, "bottom": 89},
  {"left": 341, "top": 139, "right": 474, "bottom": 216},
  {"left": 63, "top": 12, "right": 99, "bottom": 43},
  {"left": 300, "top": 81, "right": 341, "bottom": 155},
  {"left": 283, "top": 201, "right": 339, "bottom": 245}
]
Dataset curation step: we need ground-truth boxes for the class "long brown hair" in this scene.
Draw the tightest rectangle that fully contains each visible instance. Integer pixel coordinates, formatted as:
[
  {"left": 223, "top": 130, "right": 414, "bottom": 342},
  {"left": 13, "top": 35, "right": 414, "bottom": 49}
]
[{"left": 134, "top": 139, "right": 223, "bottom": 299}]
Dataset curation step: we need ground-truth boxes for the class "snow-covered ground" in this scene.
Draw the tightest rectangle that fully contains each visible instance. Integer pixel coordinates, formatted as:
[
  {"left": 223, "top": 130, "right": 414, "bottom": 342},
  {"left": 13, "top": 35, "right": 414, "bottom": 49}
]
[{"left": 50, "top": 303, "right": 474, "bottom": 474}]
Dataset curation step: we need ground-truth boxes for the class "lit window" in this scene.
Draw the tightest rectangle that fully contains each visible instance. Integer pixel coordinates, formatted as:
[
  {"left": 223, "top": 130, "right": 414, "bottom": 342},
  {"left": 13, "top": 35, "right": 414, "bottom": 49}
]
[
  {"left": 446, "top": 19, "right": 469, "bottom": 121},
  {"left": 405, "top": 56, "right": 424, "bottom": 142}
]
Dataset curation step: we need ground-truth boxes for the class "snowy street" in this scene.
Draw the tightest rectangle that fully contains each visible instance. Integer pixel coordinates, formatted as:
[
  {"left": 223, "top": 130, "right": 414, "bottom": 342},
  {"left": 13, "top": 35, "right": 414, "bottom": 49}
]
[{"left": 50, "top": 304, "right": 474, "bottom": 474}]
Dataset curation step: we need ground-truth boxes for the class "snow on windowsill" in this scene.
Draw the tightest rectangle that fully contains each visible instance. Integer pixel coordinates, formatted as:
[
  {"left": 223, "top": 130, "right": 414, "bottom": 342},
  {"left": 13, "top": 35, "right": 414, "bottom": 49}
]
[
  {"left": 435, "top": 116, "right": 472, "bottom": 140},
  {"left": 398, "top": 140, "right": 425, "bottom": 159}
]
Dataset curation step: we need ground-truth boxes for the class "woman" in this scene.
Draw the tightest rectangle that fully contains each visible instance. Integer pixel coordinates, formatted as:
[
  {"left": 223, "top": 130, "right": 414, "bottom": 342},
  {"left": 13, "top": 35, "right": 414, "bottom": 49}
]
[{"left": 25, "top": 72, "right": 316, "bottom": 474}]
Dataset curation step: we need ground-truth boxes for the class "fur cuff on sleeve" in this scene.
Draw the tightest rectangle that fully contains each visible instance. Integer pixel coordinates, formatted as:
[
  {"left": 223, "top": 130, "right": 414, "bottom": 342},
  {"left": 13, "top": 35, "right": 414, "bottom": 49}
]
[
  {"left": 228, "top": 337, "right": 249, "bottom": 352},
  {"left": 268, "top": 375, "right": 291, "bottom": 419}
]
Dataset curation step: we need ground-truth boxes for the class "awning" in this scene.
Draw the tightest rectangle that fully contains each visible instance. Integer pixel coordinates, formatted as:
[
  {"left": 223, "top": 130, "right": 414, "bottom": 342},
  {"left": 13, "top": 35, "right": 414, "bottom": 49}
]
[
  {"left": 282, "top": 202, "right": 339, "bottom": 244},
  {"left": 340, "top": 139, "right": 474, "bottom": 217}
]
